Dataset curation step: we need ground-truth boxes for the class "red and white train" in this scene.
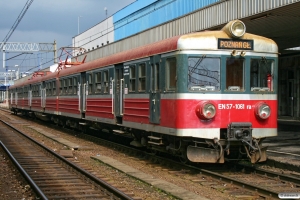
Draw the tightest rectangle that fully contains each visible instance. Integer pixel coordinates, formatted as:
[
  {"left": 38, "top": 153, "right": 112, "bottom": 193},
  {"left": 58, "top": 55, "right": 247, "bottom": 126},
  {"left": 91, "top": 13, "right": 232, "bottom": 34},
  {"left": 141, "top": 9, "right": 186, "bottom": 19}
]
[{"left": 9, "top": 20, "right": 278, "bottom": 163}]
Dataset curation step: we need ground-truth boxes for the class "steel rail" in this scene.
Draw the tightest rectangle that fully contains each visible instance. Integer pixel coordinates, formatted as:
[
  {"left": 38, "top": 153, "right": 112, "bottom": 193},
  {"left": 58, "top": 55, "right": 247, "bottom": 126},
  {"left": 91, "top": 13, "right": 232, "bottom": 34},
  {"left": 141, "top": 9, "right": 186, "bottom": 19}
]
[
  {"left": 0, "top": 141, "right": 48, "bottom": 200},
  {"left": 238, "top": 163, "right": 300, "bottom": 186},
  {"left": 0, "top": 119, "right": 134, "bottom": 200}
]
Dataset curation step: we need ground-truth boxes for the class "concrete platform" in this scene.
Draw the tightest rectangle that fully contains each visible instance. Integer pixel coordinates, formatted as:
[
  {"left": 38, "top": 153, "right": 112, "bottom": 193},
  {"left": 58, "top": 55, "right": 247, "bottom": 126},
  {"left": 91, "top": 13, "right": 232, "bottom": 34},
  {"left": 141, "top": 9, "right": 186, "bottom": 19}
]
[
  {"left": 91, "top": 155, "right": 209, "bottom": 200},
  {"left": 28, "top": 126, "right": 81, "bottom": 150}
]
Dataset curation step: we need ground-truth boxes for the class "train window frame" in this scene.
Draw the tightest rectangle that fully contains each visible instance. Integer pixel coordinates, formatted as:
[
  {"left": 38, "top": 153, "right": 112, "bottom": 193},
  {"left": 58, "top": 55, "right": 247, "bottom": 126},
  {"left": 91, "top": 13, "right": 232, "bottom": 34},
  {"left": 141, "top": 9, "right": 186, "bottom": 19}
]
[
  {"left": 151, "top": 63, "right": 160, "bottom": 92},
  {"left": 46, "top": 82, "right": 51, "bottom": 96},
  {"left": 129, "top": 65, "right": 136, "bottom": 93},
  {"left": 166, "top": 57, "right": 177, "bottom": 92},
  {"left": 103, "top": 70, "right": 109, "bottom": 94},
  {"left": 95, "top": 72, "right": 102, "bottom": 94},
  {"left": 59, "top": 80, "right": 63, "bottom": 95},
  {"left": 52, "top": 81, "right": 56, "bottom": 96},
  {"left": 138, "top": 63, "right": 146, "bottom": 92},
  {"left": 63, "top": 79, "right": 68, "bottom": 94},
  {"left": 225, "top": 57, "right": 245, "bottom": 92},
  {"left": 188, "top": 56, "right": 221, "bottom": 92},
  {"left": 39, "top": 84, "right": 42, "bottom": 97},
  {"left": 73, "top": 77, "right": 77, "bottom": 95},
  {"left": 18, "top": 87, "right": 23, "bottom": 98},
  {"left": 88, "top": 73, "right": 93, "bottom": 94},
  {"left": 250, "top": 58, "right": 274, "bottom": 92},
  {"left": 68, "top": 78, "right": 73, "bottom": 94},
  {"left": 32, "top": 86, "right": 35, "bottom": 97},
  {"left": 24, "top": 86, "right": 28, "bottom": 98},
  {"left": 36, "top": 85, "right": 39, "bottom": 97}
]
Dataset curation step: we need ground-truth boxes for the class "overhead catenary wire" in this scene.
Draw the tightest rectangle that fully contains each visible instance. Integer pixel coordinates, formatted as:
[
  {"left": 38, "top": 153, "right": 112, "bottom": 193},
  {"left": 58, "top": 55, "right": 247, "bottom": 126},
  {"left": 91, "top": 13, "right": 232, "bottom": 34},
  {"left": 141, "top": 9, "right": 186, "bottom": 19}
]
[
  {"left": 0, "top": 0, "right": 35, "bottom": 50},
  {"left": 18, "top": 0, "right": 173, "bottom": 73}
]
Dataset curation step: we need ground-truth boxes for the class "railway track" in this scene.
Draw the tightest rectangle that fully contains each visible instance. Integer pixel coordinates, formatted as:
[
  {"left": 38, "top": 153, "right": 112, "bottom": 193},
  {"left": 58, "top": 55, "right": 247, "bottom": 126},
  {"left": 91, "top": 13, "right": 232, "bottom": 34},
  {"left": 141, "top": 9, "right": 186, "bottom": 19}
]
[
  {"left": 1, "top": 107, "right": 300, "bottom": 199},
  {"left": 85, "top": 132, "right": 300, "bottom": 199},
  {"left": 67, "top": 127, "right": 300, "bottom": 199},
  {"left": 0, "top": 119, "right": 134, "bottom": 200}
]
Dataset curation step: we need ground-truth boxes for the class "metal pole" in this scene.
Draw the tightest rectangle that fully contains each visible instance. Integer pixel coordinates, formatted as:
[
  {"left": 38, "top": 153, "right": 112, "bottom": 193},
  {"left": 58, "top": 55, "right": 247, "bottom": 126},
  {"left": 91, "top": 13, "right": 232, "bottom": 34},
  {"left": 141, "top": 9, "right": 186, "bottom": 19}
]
[
  {"left": 15, "top": 65, "right": 19, "bottom": 79},
  {"left": 78, "top": 16, "right": 82, "bottom": 35},
  {"left": 54, "top": 40, "right": 57, "bottom": 64},
  {"left": 2, "top": 49, "right": 5, "bottom": 69},
  {"left": 104, "top": 7, "right": 108, "bottom": 43}
]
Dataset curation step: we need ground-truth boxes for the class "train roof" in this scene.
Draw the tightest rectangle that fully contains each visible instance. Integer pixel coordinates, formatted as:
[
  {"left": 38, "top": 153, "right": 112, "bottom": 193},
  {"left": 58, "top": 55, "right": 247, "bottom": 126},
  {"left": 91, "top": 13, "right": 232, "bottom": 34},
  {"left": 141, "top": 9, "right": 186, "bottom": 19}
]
[{"left": 10, "top": 30, "right": 278, "bottom": 89}]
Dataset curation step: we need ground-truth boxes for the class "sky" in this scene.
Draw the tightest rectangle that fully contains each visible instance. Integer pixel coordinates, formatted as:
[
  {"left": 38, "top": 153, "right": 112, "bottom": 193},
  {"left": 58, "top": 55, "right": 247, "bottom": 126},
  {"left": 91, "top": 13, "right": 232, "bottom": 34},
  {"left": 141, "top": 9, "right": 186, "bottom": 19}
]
[{"left": 0, "top": 0, "right": 136, "bottom": 76}]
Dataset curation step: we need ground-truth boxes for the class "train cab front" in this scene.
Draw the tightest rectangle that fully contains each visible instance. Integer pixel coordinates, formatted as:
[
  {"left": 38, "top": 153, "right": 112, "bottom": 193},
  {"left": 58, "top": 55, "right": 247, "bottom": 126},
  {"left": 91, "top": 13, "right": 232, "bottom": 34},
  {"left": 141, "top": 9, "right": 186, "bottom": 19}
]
[{"left": 185, "top": 19, "right": 277, "bottom": 164}]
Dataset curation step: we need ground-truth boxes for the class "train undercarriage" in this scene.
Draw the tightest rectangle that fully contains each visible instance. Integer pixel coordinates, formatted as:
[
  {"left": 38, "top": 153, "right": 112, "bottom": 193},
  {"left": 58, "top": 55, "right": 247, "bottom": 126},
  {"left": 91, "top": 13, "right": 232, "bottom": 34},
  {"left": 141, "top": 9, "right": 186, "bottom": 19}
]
[{"left": 12, "top": 109, "right": 267, "bottom": 164}]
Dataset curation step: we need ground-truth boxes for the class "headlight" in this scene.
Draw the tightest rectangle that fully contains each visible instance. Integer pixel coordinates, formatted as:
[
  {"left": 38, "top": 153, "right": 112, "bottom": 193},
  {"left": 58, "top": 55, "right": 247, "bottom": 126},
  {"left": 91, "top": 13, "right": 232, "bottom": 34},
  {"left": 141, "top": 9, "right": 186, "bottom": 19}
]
[
  {"left": 195, "top": 101, "right": 216, "bottom": 120},
  {"left": 255, "top": 102, "right": 271, "bottom": 119},
  {"left": 222, "top": 20, "right": 246, "bottom": 38}
]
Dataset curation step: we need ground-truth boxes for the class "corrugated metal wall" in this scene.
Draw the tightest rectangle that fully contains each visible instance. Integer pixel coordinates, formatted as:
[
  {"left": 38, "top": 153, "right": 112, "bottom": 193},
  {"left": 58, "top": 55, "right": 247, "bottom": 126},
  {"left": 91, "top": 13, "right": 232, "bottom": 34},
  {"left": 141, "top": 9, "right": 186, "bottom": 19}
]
[
  {"left": 78, "top": 0, "right": 299, "bottom": 62},
  {"left": 114, "top": 0, "right": 220, "bottom": 41},
  {"left": 113, "top": 0, "right": 158, "bottom": 22}
]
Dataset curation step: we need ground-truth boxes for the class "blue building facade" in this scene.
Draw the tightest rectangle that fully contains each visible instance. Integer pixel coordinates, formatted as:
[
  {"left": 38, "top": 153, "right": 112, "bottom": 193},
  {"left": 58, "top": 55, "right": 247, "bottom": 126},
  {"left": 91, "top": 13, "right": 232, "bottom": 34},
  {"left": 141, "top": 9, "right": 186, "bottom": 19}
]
[{"left": 113, "top": 0, "right": 220, "bottom": 41}]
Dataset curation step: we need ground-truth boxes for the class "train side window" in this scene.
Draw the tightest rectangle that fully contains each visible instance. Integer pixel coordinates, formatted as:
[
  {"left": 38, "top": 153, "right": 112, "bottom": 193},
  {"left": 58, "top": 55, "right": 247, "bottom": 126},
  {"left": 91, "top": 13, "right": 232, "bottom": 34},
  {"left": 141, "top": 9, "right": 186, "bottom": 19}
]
[
  {"left": 129, "top": 65, "right": 136, "bottom": 92},
  {"left": 166, "top": 57, "right": 177, "bottom": 91},
  {"left": 59, "top": 80, "right": 63, "bottom": 94},
  {"left": 49, "top": 82, "right": 52, "bottom": 96},
  {"left": 36, "top": 85, "right": 38, "bottom": 96},
  {"left": 45, "top": 83, "right": 48, "bottom": 96},
  {"left": 46, "top": 83, "right": 50, "bottom": 96},
  {"left": 68, "top": 78, "right": 73, "bottom": 94},
  {"left": 95, "top": 72, "right": 102, "bottom": 93},
  {"left": 39, "top": 85, "right": 42, "bottom": 97},
  {"left": 250, "top": 59, "right": 274, "bottom": 92},
  {"left": 103, "top": 70, "right": 109, "bottom": 93},
  {"left": 63, "top": 79, "right": 68, "bottom": 94},
  {"left": 73, "top": 77, "right": 77, "bottom": 94},
  {"left": 52, "top": 81, "right": 56, "bottom": 95},
  {"left": 32, "top": 86, "right": 35, "bottom": 97},
  {"left": 19, "top": 88, "right": 23, "bottom": 98},
  {"left": 24, "top": 87, "right": 27, "bottom": 98},
  {"left": 139, "top": 63, "right": 146, "bottom": 92},
  {"left": 226, "top": 58, "right": 244, "bottom": 91},
  {"left": 151, "top": 64, "right": 160, "bottom": 91},
  {"left": 188, "top": 57, "right": 220, "bottom": 91},
  {"left": 88, "top": 74, "right": 93, "bottom": 94}
]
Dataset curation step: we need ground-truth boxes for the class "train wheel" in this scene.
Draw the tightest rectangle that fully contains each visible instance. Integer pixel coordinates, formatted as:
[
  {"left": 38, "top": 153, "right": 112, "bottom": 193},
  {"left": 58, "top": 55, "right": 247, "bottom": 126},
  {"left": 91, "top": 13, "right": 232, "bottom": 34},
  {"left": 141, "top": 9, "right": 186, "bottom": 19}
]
[
  {"left": 149, "top": 148, "right": 157, "bottom": 155},
  {"left": 179, "top": 153, "right": 189, "bottom": 164}
]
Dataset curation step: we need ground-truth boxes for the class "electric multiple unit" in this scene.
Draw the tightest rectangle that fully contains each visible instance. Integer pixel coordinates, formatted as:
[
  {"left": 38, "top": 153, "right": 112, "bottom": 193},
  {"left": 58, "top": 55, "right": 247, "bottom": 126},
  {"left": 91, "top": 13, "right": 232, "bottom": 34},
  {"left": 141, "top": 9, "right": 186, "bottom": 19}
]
[{"left": 9, "top": 20, "right": 278, "bottom": 163}]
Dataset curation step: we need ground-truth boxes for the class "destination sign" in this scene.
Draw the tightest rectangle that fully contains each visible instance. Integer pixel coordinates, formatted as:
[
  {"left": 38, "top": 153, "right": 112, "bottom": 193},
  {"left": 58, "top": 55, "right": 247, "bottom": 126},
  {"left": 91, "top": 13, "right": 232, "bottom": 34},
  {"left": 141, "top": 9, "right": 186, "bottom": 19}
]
[{"left": 218, "top": 39, "right": 254, "bottom": 50}]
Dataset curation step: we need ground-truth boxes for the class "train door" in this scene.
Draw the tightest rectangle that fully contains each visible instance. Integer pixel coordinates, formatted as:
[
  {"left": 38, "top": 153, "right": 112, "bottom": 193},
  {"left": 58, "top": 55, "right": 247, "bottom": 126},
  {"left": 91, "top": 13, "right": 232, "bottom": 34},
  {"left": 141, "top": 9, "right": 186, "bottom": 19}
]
[
  {"left": 28, "top": 85, "right": 32, "bottom": 108},
  {"left": 150, "top": 55, "right": 161, "bottom": 124},
  {"left": 15, "top": 88, "right": 18, "bottom": 108},
  {"left": 41, "top": 82, "right": 46, "bottom": 111},
  {"left": 114, "top": 64, "right": 124, "bottom": 124},
  {"left": 79, "top": 72, "right": 87, "bottom": 119}
]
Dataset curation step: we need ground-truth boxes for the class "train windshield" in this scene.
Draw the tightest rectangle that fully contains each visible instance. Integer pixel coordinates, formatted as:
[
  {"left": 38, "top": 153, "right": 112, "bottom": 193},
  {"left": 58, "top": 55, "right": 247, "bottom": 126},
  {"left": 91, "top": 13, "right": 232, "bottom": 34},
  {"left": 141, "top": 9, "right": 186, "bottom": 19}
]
[
  {"left": 188, "top": 57, "right": 220, "bottom": 91},
  {"left": 250, "top": 58, "right": 274, "bottom": 92},
  {"left": 226, "top": 58, "right": 244, "bottom": 91}
]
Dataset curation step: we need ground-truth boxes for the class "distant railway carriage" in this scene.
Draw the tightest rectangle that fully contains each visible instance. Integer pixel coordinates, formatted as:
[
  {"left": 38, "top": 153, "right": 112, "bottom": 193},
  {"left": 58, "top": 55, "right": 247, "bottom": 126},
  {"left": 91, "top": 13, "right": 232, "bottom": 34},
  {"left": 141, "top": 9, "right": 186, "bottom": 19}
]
[{"left": 9, "top": 20, "right": 278, "bottom": 163}]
